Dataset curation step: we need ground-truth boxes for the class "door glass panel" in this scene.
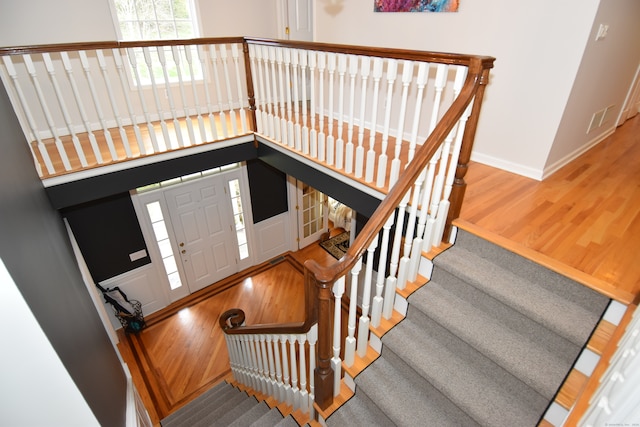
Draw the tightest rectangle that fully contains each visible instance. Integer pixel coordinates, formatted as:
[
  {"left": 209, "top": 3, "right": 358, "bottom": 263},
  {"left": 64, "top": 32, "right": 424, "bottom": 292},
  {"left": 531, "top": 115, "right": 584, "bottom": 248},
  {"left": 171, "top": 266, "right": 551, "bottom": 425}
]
[
  {"left": 228, "top": 179, "right": 249, "bottom": 260},
  {"left": 146, "top": 201, "right": 183, "bottom": 291}
]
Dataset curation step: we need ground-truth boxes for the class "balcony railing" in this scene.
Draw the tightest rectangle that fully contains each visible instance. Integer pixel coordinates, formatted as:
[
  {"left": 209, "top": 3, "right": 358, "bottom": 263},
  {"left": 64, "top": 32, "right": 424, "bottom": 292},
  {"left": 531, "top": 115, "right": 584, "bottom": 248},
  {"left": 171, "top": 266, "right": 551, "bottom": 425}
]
[{"left": 1, "top": 37, "right": 494, "bottom": 418}]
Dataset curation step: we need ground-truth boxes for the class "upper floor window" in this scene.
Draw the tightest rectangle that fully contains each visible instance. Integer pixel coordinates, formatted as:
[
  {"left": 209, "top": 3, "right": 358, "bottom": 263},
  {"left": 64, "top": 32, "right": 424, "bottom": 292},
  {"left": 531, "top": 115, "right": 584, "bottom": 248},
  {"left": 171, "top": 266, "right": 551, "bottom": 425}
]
[{"left": 113, "top": 0, "right": 200, "bottom": 41}]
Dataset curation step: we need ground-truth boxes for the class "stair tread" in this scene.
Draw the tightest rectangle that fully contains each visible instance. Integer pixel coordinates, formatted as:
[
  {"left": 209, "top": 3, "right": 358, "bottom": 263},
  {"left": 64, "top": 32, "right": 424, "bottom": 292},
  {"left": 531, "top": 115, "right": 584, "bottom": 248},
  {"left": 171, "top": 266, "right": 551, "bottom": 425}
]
[
  {"left": 274, "top": 415, "right": 300, "bottom": 427},
  {"left": 250, "top": 408, "right": 286, "bottom": 426},
  {"left": 226, "top": 401, "right": 271, "bottom": 427},
  {"left": 355, "top": 356, "right": 481, "bottom": 427},
  {"left": 195, "top": 394, "right": 259, "bottom": 427},
  {"left": 434, "top": 243, "right": 608, "bottom": 346},
  {"left": 326, "top": 385, "right": 395, "bottom": 427},
  {"left": 382, "top": 312, "right": 547, "bottom": 427},
  {"left": 161, "top": 382, "right": 235, "bottom": 426},
  {"left": 181, "top": 390, "right": 250, "bottom": 427},
  {"left": 411, "top": 277, "right": 578, "bottom": 398}
]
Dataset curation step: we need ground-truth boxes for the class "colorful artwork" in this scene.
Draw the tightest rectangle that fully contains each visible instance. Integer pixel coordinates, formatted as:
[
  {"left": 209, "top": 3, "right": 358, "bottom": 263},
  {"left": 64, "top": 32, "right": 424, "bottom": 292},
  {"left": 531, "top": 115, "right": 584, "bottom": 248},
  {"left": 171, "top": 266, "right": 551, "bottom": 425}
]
[{"left": 374, "top": 0, "right": 459, "bottom": 12}]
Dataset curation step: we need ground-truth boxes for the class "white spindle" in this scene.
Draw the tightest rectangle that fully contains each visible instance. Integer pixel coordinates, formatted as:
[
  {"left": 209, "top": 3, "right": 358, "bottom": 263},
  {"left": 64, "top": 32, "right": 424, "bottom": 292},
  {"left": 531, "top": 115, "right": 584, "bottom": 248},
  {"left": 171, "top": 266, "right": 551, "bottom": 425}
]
[
  {"left": 60, "top": 52, "right": 105, "bottom": 161},
  {"left": 142, "top": 47, "right": 172, "bottom": 150},
  {"left": 170, "top": 46, "right": 195, "bottom": 145},
  {"left": 266, "top": 335, "right": 277, "bottom": 396},
  {"left": 257, "top": 335, "right": 268, "bottom": 393},
  {"left": 209, "top": 45, "right": 228, "bottom": 139},
  {"left": 355, "top": 56, "right": 370, "bottom": 178},
  {"left": 23, "top": 54, "right": 72, "bottom": 171},
  {"left": 406, "top": 62, "right": 430, "bottom": 163},
  {"left": 316, "top": 52, "right": 326, "bottom": 162},
  {"left": 280, "top": 334, "right": 292, "bottom": 405},
  {"left": 156, "top": 47, "right": 184, "bottom": 148},
  {"left": 390, "top": 193, "right": 410, "bottom": 291},
  {"left": 376, "top": 59, "right": 398, "bottom": 188},
  {"left": 382, "top": 209, "right": 399, "bottom": 319},
  {"left": 183, "top": 45, "right": 207, "bottom": 142},
  {"left": 248, "top": 335, "right": 259, "bottom": 389},
  {"left": 253, "top": 45, "right": 270, "bottom": 137},
  {"left": 113, "top": 49, "right": 146, "bottom": 155},
  {"left": 266, "top": 46, "right": 280, "bottom": 141},
  {"left": 344, "top": 55, "right": 358, "bottom": 174},
  {"left": 272, "top": 336, "right": 284, "bottom": 402},
  {"left": 230, "top": 44, "right": 248, "bottom": 133},
  {"left": 96, "top": 50, "right": 132, "bottom": 157},
  {"left": 2, "top": 55, "right": 51, "bottom": 175},
  {"left": 397, "top": 169, "right": 426, "bottom": 290},
  {"left": 220, "top": 44, "right": 238, "bottom": 136},
  {"left": 307, "top": 325, "right": 317, "bottom": 418},
  {"left": 371, "top": 216, "right": 393, "bottom": 327},
  {"left": 335, "top": 54, "right": 347, "bottom": 170},
  {"left": 299, "top": 50, "right": 310, "bottom": 154},
  {"left": 289, "top": 336, "right": 299, "bottom": 408},
  {"left": 275, "top": 47, "right": 287, "bottom": 144},
  {"left": 308, "top": 51, "right": 318, "bottom": 157},
  {"left": 283, "top": 48, "right": 294, "bottom": 148},
  {"left": 357, "top": 236, "right": 378, "bottom": 357},
  {"left": 42, "top": 53, "right": 87, "bottom": 167},
  {"left": 389, "top": 61, "right": 414, "bottom": 187},
  {"left": 332, "top": 276, "right": 345, "bottom": 396},
  {"left": 197, "top": 45, "right": 219, "bottom": 141},
  {"left": 297, "top": 333, "right": 309, "bottom": 411},
  {"left": 291, "top": 49, "right": 302, "bottom": 151},
  {"left": 365, "top": 57, "right": 383, "bottom": 183},
  {"left": 344, "top": 259, "right": 362, "bottom": 367},
  {"left": 326, "top": 52, "right": 337, "bottom": 165}
]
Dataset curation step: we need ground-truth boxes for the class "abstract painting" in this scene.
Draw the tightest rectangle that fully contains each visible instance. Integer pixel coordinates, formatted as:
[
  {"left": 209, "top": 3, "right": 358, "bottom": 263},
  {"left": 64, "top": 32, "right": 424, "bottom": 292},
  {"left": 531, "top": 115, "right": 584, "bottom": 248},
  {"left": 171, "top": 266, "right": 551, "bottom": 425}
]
[{"left": 374, "top": 0, "right": 459, "bottom": 12}]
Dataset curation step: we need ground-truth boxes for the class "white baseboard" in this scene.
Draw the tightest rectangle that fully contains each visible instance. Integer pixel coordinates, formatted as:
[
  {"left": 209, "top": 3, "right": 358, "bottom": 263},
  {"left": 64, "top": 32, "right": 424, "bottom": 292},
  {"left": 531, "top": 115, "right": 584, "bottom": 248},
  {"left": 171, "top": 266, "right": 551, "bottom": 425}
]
[{"left": 470, "top": 151, "right": 544, "bottom": 181}]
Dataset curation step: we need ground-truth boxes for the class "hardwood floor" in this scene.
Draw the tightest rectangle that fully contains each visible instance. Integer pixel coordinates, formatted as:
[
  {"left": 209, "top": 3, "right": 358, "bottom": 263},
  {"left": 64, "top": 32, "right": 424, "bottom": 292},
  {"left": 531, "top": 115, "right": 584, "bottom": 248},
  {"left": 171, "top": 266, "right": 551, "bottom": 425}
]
[{"left": 459, "top": 115, "right": 640, "bottom": 303}]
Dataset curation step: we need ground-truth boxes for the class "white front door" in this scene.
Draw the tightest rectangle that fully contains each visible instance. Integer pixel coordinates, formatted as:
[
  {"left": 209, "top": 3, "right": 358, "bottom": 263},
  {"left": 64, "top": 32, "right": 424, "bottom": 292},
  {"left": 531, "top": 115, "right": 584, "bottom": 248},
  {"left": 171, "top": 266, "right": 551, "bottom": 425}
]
[
  {"left": 283, "top": 0, "right": 313, "bottom": 41},
  {"left": 164, "top": 176, "right": 238, "bottom": 293},
  {"left": 295, "top": 179, "right": 328, "bottom": 249}
]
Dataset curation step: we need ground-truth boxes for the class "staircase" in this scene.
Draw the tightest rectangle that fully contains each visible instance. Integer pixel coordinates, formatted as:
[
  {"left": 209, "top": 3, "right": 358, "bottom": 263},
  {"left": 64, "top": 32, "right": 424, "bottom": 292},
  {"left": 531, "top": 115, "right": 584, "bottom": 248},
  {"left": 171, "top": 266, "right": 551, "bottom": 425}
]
[
  {"left": 160, "top": 381, "right": 302, "bottom": 427},
  {"left": 326, "top": 229, "right": 611, "bottom": 427}
]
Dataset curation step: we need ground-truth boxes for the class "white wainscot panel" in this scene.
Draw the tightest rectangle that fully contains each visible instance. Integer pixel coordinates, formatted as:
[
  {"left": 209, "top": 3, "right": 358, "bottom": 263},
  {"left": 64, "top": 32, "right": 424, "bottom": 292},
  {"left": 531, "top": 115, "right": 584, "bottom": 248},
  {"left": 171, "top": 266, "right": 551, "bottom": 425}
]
[
  {"left": 254, "top": 213, "right": 291, "bottom": 264},
  {"left": 99, "top": 264, "right": 167, "bottom": 330}
]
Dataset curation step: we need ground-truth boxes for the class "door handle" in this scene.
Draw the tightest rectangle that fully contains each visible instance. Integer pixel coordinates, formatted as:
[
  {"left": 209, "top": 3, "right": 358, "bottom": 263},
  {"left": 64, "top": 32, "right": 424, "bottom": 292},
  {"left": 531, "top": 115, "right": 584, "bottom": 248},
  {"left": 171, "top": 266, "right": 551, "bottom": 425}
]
[
  {"left": 179, "top": 242, "right": 184, "bottom": 247},
  {"left": 181, "top": 249, "right": 186, "bottom": 254}
]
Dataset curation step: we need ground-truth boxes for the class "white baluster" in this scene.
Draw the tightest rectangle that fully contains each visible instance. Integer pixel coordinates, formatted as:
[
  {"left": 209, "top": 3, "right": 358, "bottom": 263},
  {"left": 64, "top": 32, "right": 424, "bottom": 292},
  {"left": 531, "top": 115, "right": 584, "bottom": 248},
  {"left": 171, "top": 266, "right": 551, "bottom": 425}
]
[
  {"left": 382, "top": 209, "right": 399, "bottom": 319},
  {"left": 407, "top": 62, "right": 430, "bottom": 164},
  {"left": 332, "top": 276, "right": 345, "bottom": 396},
  {"left": 280, "top": 334, "right": 292, "bottom": 405},
  {"left": 389, "top": 61, "right": 414, "bottom": 187},
  {"left": 183, "top": 45, "right": 207, "bottom": 142},
  {"left": 78, "top": 51, "right": 119, "bottom": 160},
  {"left": 112, "top": 49, "right": 145, "bottom": 155},
  {"left": 2, "top": 55, "right": 51, "bottom": 175},
  {"left": 376, "top": 59, "right": 397, "bottom": 188},
  {"left": 355, "top": 56, "right": 370, "bottom": 178},
  {"left": 22, "top": 54, "right": 71, "bottom": 171},
  {"left": 335, "top": 54, "right": 347, "bottom": 170},
  {"left": 266, "top": 46, "right": 280, "bottom": 142},
  {"left": 273, "top": 335, "right": 284, "bottom": 402},
  {"left": 197, "top": 45, "right": 219, "bottom": 141},
  {"left": 299, "top": 50, "right": 310, "bottom": 154},
  {"left": 156, "top": 47, "right": 184, "bottom": 148},
  {"left": 371, "top": 216, "right": 393, "bottom": 327},
  {"left": 390, "top": 193, "right": 410, "bottom": 291},
  {"left": 266, "top": 335, "right": 277, "bottom": 396},
  {"left": 170, "top": 46, "right": 195, "bottom": 145},
  {"left": 209, "top": 45, "right": 228, "bottom": 139},
  {"left": 316, "top": 52, "right": 326, "bottom": 161},
  {"left": 248, "top": 335, "right": 259, "bottom": 390},
  {"left": 253, "top": 45, "right": 269, "bottom": 136},
  {"left": 230, "top": 44, "right": 248, "bottom": 133},
  {"left": 289, "top": 336, "right": 299, "bottom": 408},
  {"left": 365, "top": 57, "right": 383, "bottom": 183},
  {"left": 220, "top": 44, "right": 238, "bottom": 136},
  {"left": 291, "top": 49, "right": 302, "bottom": 151},
  {"left": 96, "top": 50, "right": 132, "bottom": 157},
  {"left": 142, "top": 47, "right": 171, "bottom": 150},
  {"left": 297, "top": 333, "right": 309, "bottom": 412},
  {"left": 344, "top": 259, "right": 362, "bottom": 367},
  {"left": 247, "top": 44, "right": 262, "bottom": 134},
  {"left": 326, "top": 52, "right": 337, "bottom": 165},
  {"left": 41, "top": 53, "right": 87, "bottom": 167},
  {"left": 308, "top": 51, "right": 317, "bottom": 157},
  {"left": 357, "top": 236, "right": 378, "bottom": 357},
  {"left": 397, "top": 169, "right": 426, "bottom": 290},
  {"left": 59, "top": 52, "right": 105, "bottom": 162},
  {"left": 307, "top": 324, "right": 318, "bottom": 418},
  {"left": 275, "top": 47, "right": 287, "bottom": 145},
  {"left": 344, "top": 55, "right": 358, "bottom": 174},
  {"left": 282, "top": 48, "right": 294, "bottom": 148}
]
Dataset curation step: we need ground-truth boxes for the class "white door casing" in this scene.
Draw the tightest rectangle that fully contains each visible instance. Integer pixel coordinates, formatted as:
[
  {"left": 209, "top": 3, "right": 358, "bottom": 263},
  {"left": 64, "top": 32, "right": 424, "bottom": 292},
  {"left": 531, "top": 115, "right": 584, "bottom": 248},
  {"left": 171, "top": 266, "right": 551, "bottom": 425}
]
[
  {"left": 164, "top": 176, "right": 238, "bottom": 293},
  {"left": 293, "top": 179, "right": 328, "bottom": 249}
]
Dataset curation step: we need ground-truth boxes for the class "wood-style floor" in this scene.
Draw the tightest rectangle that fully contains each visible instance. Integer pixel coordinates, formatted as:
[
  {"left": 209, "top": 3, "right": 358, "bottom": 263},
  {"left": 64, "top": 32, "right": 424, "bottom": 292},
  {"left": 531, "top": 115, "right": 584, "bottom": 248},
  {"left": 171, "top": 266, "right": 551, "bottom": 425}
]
[{"left": 459, "top": 115, "right": 640, "bottom": 304}]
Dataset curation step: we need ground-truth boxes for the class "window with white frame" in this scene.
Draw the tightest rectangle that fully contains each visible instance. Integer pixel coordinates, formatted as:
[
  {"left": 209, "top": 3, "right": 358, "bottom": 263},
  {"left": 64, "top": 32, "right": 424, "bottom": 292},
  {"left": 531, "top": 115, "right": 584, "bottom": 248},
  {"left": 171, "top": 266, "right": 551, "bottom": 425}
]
[{"left": 111, "top": 0, "right": 203, "bottom": 85}]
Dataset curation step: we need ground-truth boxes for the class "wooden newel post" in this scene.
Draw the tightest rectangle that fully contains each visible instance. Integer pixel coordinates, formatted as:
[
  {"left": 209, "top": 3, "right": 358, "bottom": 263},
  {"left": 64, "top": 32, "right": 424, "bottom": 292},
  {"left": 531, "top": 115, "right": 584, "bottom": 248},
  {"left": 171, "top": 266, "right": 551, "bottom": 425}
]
[
  {"left": 306, "top": 267, "right": 334, "bottom": 410},
  {"left": 444, "top": 66, "right": 492, "bottom": 241},
  {"left": 242, "top": 40, "right": 257, "bottom": 135}
]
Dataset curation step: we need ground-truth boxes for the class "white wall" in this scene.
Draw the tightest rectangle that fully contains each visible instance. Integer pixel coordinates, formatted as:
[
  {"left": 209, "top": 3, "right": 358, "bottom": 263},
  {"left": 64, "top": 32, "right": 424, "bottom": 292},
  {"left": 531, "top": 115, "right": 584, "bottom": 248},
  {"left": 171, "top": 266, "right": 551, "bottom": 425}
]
[
  {"left": 0, "top": 257, "right": 100, "bottom": 427},
  {"left": 197, "top": 0, "right": 279, "bottom": 38},
  {"left": 314, "top": 0, "right": 602, "bottom": 179},
  {"left": 544, "top": 0, "right": 640, "bottom": 175}
]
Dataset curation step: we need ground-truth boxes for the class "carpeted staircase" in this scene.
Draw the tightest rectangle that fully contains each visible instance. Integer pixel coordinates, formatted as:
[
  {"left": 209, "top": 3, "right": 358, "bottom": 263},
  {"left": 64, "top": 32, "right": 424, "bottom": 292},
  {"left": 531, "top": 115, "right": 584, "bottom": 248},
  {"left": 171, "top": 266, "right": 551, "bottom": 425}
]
[
  {"left": 327, "top": 229, "right": 611, "bottom": 427},
  {"left": 160, "top": 381, "right": 300, "bottom": 427}
]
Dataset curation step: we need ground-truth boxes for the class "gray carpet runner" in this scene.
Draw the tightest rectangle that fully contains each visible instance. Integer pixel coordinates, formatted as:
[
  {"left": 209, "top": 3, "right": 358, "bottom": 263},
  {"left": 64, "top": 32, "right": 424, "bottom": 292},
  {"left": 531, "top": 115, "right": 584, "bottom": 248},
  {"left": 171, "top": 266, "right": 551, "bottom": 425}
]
[
  {"left": 160, "top": 381, "right": 300, "bottom": 427},
  {"left": 327, "top": 229, "right": 611, "bottom": 427}
]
